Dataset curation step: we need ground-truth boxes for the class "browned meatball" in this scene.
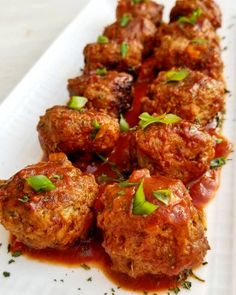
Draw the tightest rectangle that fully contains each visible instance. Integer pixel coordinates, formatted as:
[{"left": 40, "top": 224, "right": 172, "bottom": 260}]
[
  {"left": 104, "top": 16, "right": 156, "bottom": 56},
  {"left": 83, "top": 40, "right": 143, "bottom": 74},
  {"left": 170, "top": 0, "right": 222, "bottom": 29},
  {"left": 0, "top": 153, "right": 98, "bottom": 249},
  {"left": 37, "top": 106, "right": 120, "bottom": 156},
  {"left": 131, "top": 120, "right": 215, "bottom": 184},
  {"left": 142, "top": 68, "right": 225, "bottom": 125},
  {"left": 97, "top": 169, "right": 209, "bottom": 278},
  {"left": 155, "top": 18, "right": 219, "bottom": 46},
  {"left": 68, "top": 71, "right": 133, "bottom": 117},
  {"left": 116, "top": 0, "right": 163, "bottom": 26},
  {"left": 154, "top": 35, "right": 223, "bottom": 80}
]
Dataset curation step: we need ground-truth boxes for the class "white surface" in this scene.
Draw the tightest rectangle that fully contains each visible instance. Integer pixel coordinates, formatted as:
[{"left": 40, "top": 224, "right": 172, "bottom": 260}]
[
  {"left": 0, "top": 0, "right": 87, "bottom": 103},
  {"left": 0, "top": 0, "right": 235, "bottom": 294}
]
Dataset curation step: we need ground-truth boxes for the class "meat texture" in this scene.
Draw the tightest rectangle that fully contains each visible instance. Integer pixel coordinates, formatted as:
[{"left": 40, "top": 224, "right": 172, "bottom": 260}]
[
  {"left": 131, "top": 120, "right": 215, "bottom": 184},
  {"left": 155, "top": 18, "right": 219, "bottom": 47},
  {"left": 142, "top": 68, "right": 225, "bottom": 125},
  {"left": 154, "top": 35, "right": 223, "bottom": 80},
  {"left": 116, "top": 0, "right": 164, "bottom": 26},
  {"left": 0, "top": 153, "right": 98, "bottom": 249},
  {"left": 83, "top": 40, "right": 143, "bottom": 74},
  {"left": 170, "top": 0, "right": 222, "bottom": 29},
  {"left": 97, "top": 169, "right": 209, "bottom": 278},
  {"left": 68, "top": 71, "right": 133, "bottom": 117},
  {"left": 104, "top": 16, "right": 156, "bottom": 56},
  {"left": 37, "top": 106, "right": 120, "bottom": 156}
]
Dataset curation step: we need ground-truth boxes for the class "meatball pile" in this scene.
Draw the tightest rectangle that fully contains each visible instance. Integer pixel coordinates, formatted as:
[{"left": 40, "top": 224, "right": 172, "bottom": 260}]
[{"left": 0, "top": 0, "right": 229, "bottom": 290}]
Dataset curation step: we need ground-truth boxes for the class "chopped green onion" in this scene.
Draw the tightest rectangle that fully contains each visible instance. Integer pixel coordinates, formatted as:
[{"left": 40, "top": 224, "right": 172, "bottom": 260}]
[
  {"left": 120, "top": 14, "right": 131, "bottom": 27},
  {"left": 120, "top": 42, "right": 129, "bottom": 58},
  {"left": 91, "top": 120, "right": 100, "bottom": 140},
  {"left": 139, "top": 112, "right": 182, "bottom": 129},
  {"left": 178, "top": 7, "right": 202, "bottom": 25},
  {"left": 97, "top": 35, "right": 109, "bottom": 44},
  {"left": 210, "top": 157, "right": 226, "bottom": 169},
  {"left": 132, "top": 179, "right": 158, "bottom": 216},
  {"left": 132, "top": 0, "right": 143, "bottom": 4},
  {"left": 182, "top": 281, "right": 192, "bottom": 290},
  {"left": 119, "top": 181, "right": 139, "bottom": 188},
  {"left": 52, "top": 174, "right": 62, "bottom": 179},
  {"left": 96, "top": 67, "right": 107, "bottom": 76},
  {"left": 12, "top": 251, "right": 22, "bottom": 257},
  {"left": 153, "top": 189, "right": 171, "bottom": 205},
  {"left": 18, "top": 195, "right": 29, "bottom": 203},
  {"left": 26, "top": 175, "right": 56, "bottom": 192},
  {"left": 119, "top": 114, "right": 129, "bottom": 132},
  {"left": 191, "top": 37, "right": 208, "bottom": 45},
  {"left": 169, "top": 287, "right": 180, "bottom": 294},
  {"left": 165, "top": 69, "right": 189, "bottom": 83},
  {"left": 3, "top": 272, "right": 10, "bottom": 278},
  {"left": 68, "top": 96, "right": 88, "bottom": 111},
  {"left": 215, "top": 138, "right": 223, "bottom": 144}
]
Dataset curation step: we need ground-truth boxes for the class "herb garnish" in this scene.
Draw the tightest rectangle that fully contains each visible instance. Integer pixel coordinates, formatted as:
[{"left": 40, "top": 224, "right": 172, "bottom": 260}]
[
  {"left": 165, "top": 69, "right": 189, "bottom": 82},
  {"left": 191, "top": 37, "right": 208, "bottom": 45},
  {"left": 178, "top": 8, "right": 202, "bottom": 25},
  {"left": 3, "top": 271, "right": 10, "bottom": 278},
  {"left": 96, "top": 154, "right": 125, "bottom": 181},
  {"left": 91, "top": 120, "right": 101, "bottom": 140},
  {"left": 80, "top": 264, "right": 91, "bottom": 270},
  {"left": 139, "top": 113, "right": 182, "bottom": 129},
  {"left": 26, "top": 175, "right": 56, "bottom": 192},
  {"left": 210, "top": 157, "right": 226, "bottom": 169},
  {"left": 132, "top": 179, "right": 158, "bottom": 216},
  {"left": 153, "top": 189, "right": 171, "bottom": 205},
  {"left": 120, "top": 42, "right": 129, "bottom": 58},
  {"left": 119, "top": 114, "right": 130, "bottom": 132},
  {"left": 120, "top": 14, "right": 131, "bottom": 27},
  {"left": 86, "top": 277, "right": 92, "bottom": 282},
  {"left": 68, "top": 96, "right": 88, "bottom": 111},
  {"left": 119, "top": 181, "right": 139, "bottom": 188},
  {"left": 97, "top": 35, "right": 109, "bottom": 44},
  {"left": 132, "top": 0, "right": 143, "bottom": 3},
  {"left": 169, "top": 287, "right": 180, "bottom": 294},
  {"left": 96, "top": 67, "right": 108, "bottom": 76},
  {"left": 182, "top": 281, "right": 192, "bottom": 289},
  {"left": 8, "top": 259, "right": 15, "bottom": 264},
  {"left": 18, "top": 195, "right": 29, "bottom": 203},
  {"left": 12, "top": 251, "right": 22, "bottom": 257}
]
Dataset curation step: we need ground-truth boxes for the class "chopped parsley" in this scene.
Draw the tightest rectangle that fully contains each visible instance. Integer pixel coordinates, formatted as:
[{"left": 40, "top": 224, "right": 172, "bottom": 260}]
[{"left": 3, "top": 271, "right": 10, "bottom": 277}]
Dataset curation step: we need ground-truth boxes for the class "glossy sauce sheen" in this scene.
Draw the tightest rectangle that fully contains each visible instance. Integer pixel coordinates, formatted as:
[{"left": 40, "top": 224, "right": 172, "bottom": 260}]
[{"left": 10, "top": 59, "right": 231, "bottom": 292}]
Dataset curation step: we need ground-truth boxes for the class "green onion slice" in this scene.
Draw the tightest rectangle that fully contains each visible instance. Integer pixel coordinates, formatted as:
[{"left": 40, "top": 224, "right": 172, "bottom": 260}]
[
  {"left": 119, "top": 114, "right": 130, "bottom": 132},
  {"left": 68, "top": 96, "right": 88, "bottom": 111},
  {"left": 26, "top": 175, "right": 56, "bottom": 192},
  {"left": 139, "top": 112, "right": 182, "bottom": 129},
  {"left": 165, "top": 69, "right": 189, "bottom": 83},
  {"left": 178, "top": 7, "right": 202, "bottom": 25},
  {"left": 18, "top": 195, "right": 29, "bottom": 203},
  {"left": 120, "top": 42, "right": 129, "bottom": 58},
  {"left": 96, "top": 67, "right": 107, "bottom": 76},
  {"left": 97, "top": 35, "right": 109, "bottom": 44},
  {"left": 91, "top": 120, "right": 101, "bottom": 140},
  {"left": 210, "top": 157, "right": 226, "bottom": 169},
  {"left": 153, "top": 189, "right": 171, "bottom": 205},
  {"left": 119, "top": 181, "right": 139, "bottom": 188},
  {"left": 132, "top": 179, "right": 158, "bottom": 216},
  {"left": 120, "top": 14, "right": 131, "bottom": 27},
  {"left": 191, "top": 37, "right": 208, "bottom": 45}
]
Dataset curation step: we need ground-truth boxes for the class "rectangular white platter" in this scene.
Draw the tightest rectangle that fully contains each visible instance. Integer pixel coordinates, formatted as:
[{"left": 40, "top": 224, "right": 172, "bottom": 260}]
[{"left": 0, "top": 0, "right": 235, "bottom": 294}]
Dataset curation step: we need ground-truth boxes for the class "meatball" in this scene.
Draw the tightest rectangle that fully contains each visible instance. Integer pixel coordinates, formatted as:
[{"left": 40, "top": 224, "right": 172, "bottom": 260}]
[
  {"left": 83, "top": 40, "right": 143, "bottom": 74},
  {"left": 142, "top": 68, "right": 225, "bottom": 125},
  {"left": 37, "top": 106, "right": 120, "bottom": 156},
  {"left": 103, "top": 16, "right": 156, "bottom": 56},
  {"left": 155, "top": 18, "right": 219, "bottom": 46},
  {"left": 116, "top": 0, "right": 163, "bottom": 26},
  {"left": 97, "top": 169, "right": 209, "bottom": 278},
  {"left": 68, "top": 71, "right": 133, "bottom": 117},
  {"left": 170, "top": 0, "right": 222, "bottom": 29},
  {"left": 0, "top": 153, "right": 98, "bottom": 249},
  {"left": 154, "top": 35, "right": 223, "bottom": 80},
  {"left": 131, "top": 120, "right": 215, "bottom": 184}
]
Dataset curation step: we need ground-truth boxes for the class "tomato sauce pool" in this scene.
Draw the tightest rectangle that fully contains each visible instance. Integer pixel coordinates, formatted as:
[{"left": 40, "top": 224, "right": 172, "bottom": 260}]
[{"left": 9, "top": 58, "right": 232, "bottom": 293}]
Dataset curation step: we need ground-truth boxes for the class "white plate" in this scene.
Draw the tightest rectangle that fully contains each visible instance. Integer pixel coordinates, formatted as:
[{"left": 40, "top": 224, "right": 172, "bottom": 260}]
[{"left": 0, "top": 0, "right": 235, "bottom": 294}]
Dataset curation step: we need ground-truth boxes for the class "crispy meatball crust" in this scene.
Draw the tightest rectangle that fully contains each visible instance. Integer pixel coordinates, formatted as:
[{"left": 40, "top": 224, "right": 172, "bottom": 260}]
[
  {"left": 83, "top": 41, "right": 143, "bottom": 75},
  {"left": 0, "top": 153, "right": 99, "bottom": 249},
  {"left": 97, "top": 169, "right": 209, "bottom": 278},
  {"left": 37, "top": 106, "right": 120, "bottom": 156},
  {"left": 154, "top": 35, "right": 223, "bottom": 80},
  {"left": 155, "top": 18, "right": 219, "bottom": 46},
  {"left": 68, "top": 71, "right": 133, "bottom": 117},
  {"left": 104, "top": 16, "right": 156, "bottom": 56},
  {"left": 170, "top": 0, "right": 222, "bottom": 29},
  {"left": 131, "top": 121, "right": 215, "bottom": 184},
  {"left": 116, "top": 0, "right": 164, "bottom": 26},
  {"left": 142, "top": 68, "right": 225, "bottom": 125}
]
